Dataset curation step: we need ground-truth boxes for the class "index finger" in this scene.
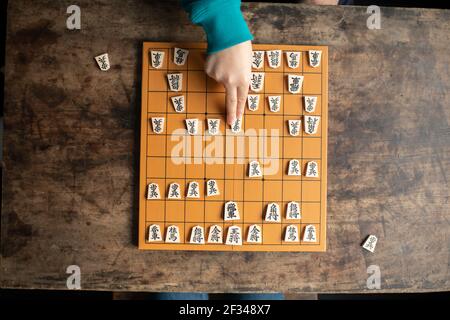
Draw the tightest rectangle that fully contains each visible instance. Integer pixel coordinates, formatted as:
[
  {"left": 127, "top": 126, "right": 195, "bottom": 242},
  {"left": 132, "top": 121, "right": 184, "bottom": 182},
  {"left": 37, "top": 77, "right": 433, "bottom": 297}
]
[{"left": 225, "top": 84, "right": 238, "bottom": 125}]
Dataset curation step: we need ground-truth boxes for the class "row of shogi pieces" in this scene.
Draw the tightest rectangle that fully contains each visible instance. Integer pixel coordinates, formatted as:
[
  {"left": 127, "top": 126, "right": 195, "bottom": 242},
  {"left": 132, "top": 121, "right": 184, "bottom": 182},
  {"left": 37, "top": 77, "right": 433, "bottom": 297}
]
[
  {"left": 146, "top": 158, "right": 319, "bottom": 200},
  {"left": 149, "top": 47, "right": 322, "bottom": 71},
  {"left": 147, "top": 222, "right": 317, "bottom": 245},
  {"left": 150, "top": 110, "right": 320, "bottom": 136}
]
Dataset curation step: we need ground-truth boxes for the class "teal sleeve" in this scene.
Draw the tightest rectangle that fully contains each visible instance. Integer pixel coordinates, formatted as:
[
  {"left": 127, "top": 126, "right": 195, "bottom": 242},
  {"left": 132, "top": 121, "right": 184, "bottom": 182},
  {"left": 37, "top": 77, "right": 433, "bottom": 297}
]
[{"left": 181, "top": 0, "right": 253, "bottom": 54}]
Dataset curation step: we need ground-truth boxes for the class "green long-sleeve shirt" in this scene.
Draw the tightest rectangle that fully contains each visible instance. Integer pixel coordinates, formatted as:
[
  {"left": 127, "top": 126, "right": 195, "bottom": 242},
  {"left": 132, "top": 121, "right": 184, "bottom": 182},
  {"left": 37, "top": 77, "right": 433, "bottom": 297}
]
[{"left": 181, "top": 0, "right": 253, "bottom": 54}]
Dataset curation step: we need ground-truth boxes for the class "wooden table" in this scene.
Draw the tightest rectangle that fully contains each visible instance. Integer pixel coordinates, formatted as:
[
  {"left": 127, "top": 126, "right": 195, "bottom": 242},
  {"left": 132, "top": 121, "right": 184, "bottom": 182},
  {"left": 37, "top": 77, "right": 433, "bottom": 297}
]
[{"left": 1, "top": 0, "right": 449, "bottom": 293}]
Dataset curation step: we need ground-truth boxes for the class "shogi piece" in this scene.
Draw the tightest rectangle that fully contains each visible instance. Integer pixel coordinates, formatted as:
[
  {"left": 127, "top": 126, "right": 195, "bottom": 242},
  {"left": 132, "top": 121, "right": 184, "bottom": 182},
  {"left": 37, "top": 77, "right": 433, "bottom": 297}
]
[
  {"left": 284, "top": 225, "right": 299, "bottom": 242},
  {"left": 247, "top": 225, "right": 262, "bottom": 243},
  {"left": 190, "top": 225, "right": 205, "bottom": 244},
  {"left": 165, "top": 225, "right": 181, "bottom": 243},
  {"left": 266, "top": 50, "right": 282, "bottom": 68},
  {"left": 148, "top": 224, "right": 162, "bottom": 242},
  {"left": 146, "top": 183, "right": 161, "bottom": 200},
  {"left": 362, "top": 235, "right": 378, "bottom": 253},
  {"left": 304, "top": 115, "right": 320, "bottom": 135},
  {"left": 248, "top": 160, "right": 262, "bottom": 178},
  {"left": 167, "top": 73, "right": 183, "bottom": 91},
  {"left": 167, "top": 182, "right": 181, "bottom": 199},
  {"left": 247, "top": 94, "right": 260, "bottom": 111},
  {"left": 252, "top": 51, "right": 264, "bottom": 69},
  {"left": 151, "top": 117, "right": 165, "bottom": 134},
  {"left": 207, "top": 225, "right": 223, "bottom": 244},
  {"left": 303, "top": 225, "right": 317, "bottom": 242},
  {"left": 150, "top": 50, "right": 165, "bottom": 69},
  {"left": 224, "top": 201, "right": 240, "bottom": 221},
  {"left": 171, "top": 95, "right": 185, "bottom": 112},
  {"left": 308, "top": 50, "right": 322, "bottom": 67},
  {"left": 286, "top": 201, "right": 301, "bottom": 220},
  {"left": 304, "top": 96, "right": 318, "bottom": 113},
  {"left": 95, "top": 53, "right": 110, "bottom": 71},
  {"left": 173, "top": 47, "right": 189, "bottom": 66},
  {"left": 265, "top": 202, "right": 281, "bottom": 222},
  {"left": 285, "top": 51, "right": 300, "bottom": 69},
  {"left": 287, "top": 74, "right": 304, "bottom": 94},
  {"left": 225, "top": 226, "right": 242, "bottom": 245},
  {"left": 250, "top": 72, "right": 264, "bottom": 92}
]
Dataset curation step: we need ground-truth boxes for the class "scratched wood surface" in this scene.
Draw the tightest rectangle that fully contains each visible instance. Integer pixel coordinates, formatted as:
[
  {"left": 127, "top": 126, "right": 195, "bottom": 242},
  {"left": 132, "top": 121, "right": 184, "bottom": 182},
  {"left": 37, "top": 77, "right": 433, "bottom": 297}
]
[{"left": 1, "top": 0, "right": 449, "bottom": 293}]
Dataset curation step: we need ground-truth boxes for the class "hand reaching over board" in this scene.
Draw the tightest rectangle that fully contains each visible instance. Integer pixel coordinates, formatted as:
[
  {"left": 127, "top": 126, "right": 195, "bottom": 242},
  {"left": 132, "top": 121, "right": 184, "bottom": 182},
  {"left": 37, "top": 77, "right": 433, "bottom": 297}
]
[{"left": 205, "top": 40, "right": 252, "bottom": 125}]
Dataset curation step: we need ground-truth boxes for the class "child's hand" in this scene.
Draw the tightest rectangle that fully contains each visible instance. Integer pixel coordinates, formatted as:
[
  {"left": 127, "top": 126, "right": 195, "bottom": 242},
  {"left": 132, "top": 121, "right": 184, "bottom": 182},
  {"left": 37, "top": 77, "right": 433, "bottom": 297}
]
[{"left": 205, "top": 40, "right": 252, "bottom": 125}]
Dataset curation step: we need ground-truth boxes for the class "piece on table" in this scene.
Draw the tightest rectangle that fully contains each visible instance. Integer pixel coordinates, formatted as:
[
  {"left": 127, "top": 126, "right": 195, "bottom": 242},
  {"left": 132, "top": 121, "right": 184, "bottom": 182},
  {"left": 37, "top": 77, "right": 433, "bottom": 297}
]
[
  {"left": 362, "top": 235, "right": 378, "bottom": 253},
  {"left": 94, "top": 53, "right": 110, "bottom": 71}
]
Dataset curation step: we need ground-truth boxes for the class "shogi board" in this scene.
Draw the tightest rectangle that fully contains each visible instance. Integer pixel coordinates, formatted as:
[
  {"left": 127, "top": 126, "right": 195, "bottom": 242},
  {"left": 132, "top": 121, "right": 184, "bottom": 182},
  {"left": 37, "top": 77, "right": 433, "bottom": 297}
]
[{"left": 139, "top": 42, "right": 328, "bottom": 252}]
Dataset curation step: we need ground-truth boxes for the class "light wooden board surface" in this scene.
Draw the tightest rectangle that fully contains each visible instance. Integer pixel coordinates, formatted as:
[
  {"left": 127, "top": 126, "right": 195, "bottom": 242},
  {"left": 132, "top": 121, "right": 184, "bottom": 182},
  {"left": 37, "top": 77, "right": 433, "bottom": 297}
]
[{"left": 139, "top": 42, "right": 328, "bottom": 252}]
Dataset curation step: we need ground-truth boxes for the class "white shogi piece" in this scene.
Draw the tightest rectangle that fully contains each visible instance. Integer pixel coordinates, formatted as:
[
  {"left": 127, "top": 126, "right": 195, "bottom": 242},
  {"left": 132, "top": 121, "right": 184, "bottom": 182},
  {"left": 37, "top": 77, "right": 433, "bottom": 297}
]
[
  {"left": 148, "top": 224, "right": 162, "bottom": 242},
  {"left": 224, "top": 201, "right": 240, "bottom": 221},
  {"left": 362, "top": 235, "right": 378, "bottom": 253},
  {"left": 146, "top": 183, "right": 161, "bottom": 200},
  {"left": 185, "top": 118, "right": 199, "bottom": 135},
  {"left": 150, "top": 50, "right": 165, "bottom": 69},
  {"left": 286, "top": 201, "right": 301, "bottom": 220},
  {"left": 252, "top": 50, "right": 264, "bottom": 69},
  {"left": 250, "top": 72, "right": 265, "bottom": 92},
  {"left": 230, "top": 117, "right": 243, "bottom": 133},
  {"left": 248, "top": 160, "right": 263, "bottom": 178},
  {"left": 207, "top": 225, "right": 223, "bottom": 244},
  {"left": 268, "top": 95, "right": 281, "bottom": 112},
  {"left": 167, "top": 73, "right": 183, "bottom": 91},
  {"left": 95, "top": 53, "right": 110, "bottom": 71},
  {"left": 173, "top": 47, "right": 189, "bottom": 66},
  {"left": 304, "top": 115, "right": 320, "bottom": 135},
  {"left": 225, "top": 225, "right": 242, "bottom": 245},
  {"left": 167, "top": 182, "right": 182, "bottom": 199},
  {"left": 265, "top": 202, "right": 281, "bottom": 222},
  {"left": 247, "top": 94, "right": 260, "bottom": 111},
  {"left": 207, "top": 118, "right": 221, "bottom": 135},
  {"left": 171, "top": 95, "right": 185, "bottom": 113},
  {"left": 165, "top": 225, "right": 181, "bottom": 243},
  {"left": 151, "top": 117, "right": 165, "bottom": 134},
  {"left": 206, "top": 179, "right": 220, "bottom": 196},
  {"left": 285, "top": 51, "right": 301, "bottom": 69},
  {"left": 189, "top": 225, "right": 205, "bottom": 244},
  {"left": 266, "top": 50, "right": 282, "bottom": 68},
  {"left": 284, "top": 225, "right": 300, "bottom": 242},
  {"left": 308, "top": 50, "right": 322, "bottom": 68},
  {"left": 303, "top": 225, "right": 317, "bottom": 242},
  {"left": 186, "top": 181, "right": 200, "bottom": 198},
  {"left": 304, "top": 96, "right": 318, "bottom": 113},
  {"left": 246, "top": 224, "right": 262, "bottom": 243},
  {"left": 305, "top": 161, "right": 319, "bottom": 178},
  {"left": 287, "top": 74, "right": 304, "bottom": 94},
  {"left": 288, "top": 120, "right": 301, "bottom": 136},
  {"left": 288, "top": 159, "right": 301, "bottom": 176}
]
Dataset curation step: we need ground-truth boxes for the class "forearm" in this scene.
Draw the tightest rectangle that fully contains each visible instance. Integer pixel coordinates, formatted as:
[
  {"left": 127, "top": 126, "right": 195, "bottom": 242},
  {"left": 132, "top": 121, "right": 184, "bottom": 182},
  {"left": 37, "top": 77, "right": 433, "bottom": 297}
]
[{"left": 181, "top": 0, "right": 253, "bottom": 54}]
